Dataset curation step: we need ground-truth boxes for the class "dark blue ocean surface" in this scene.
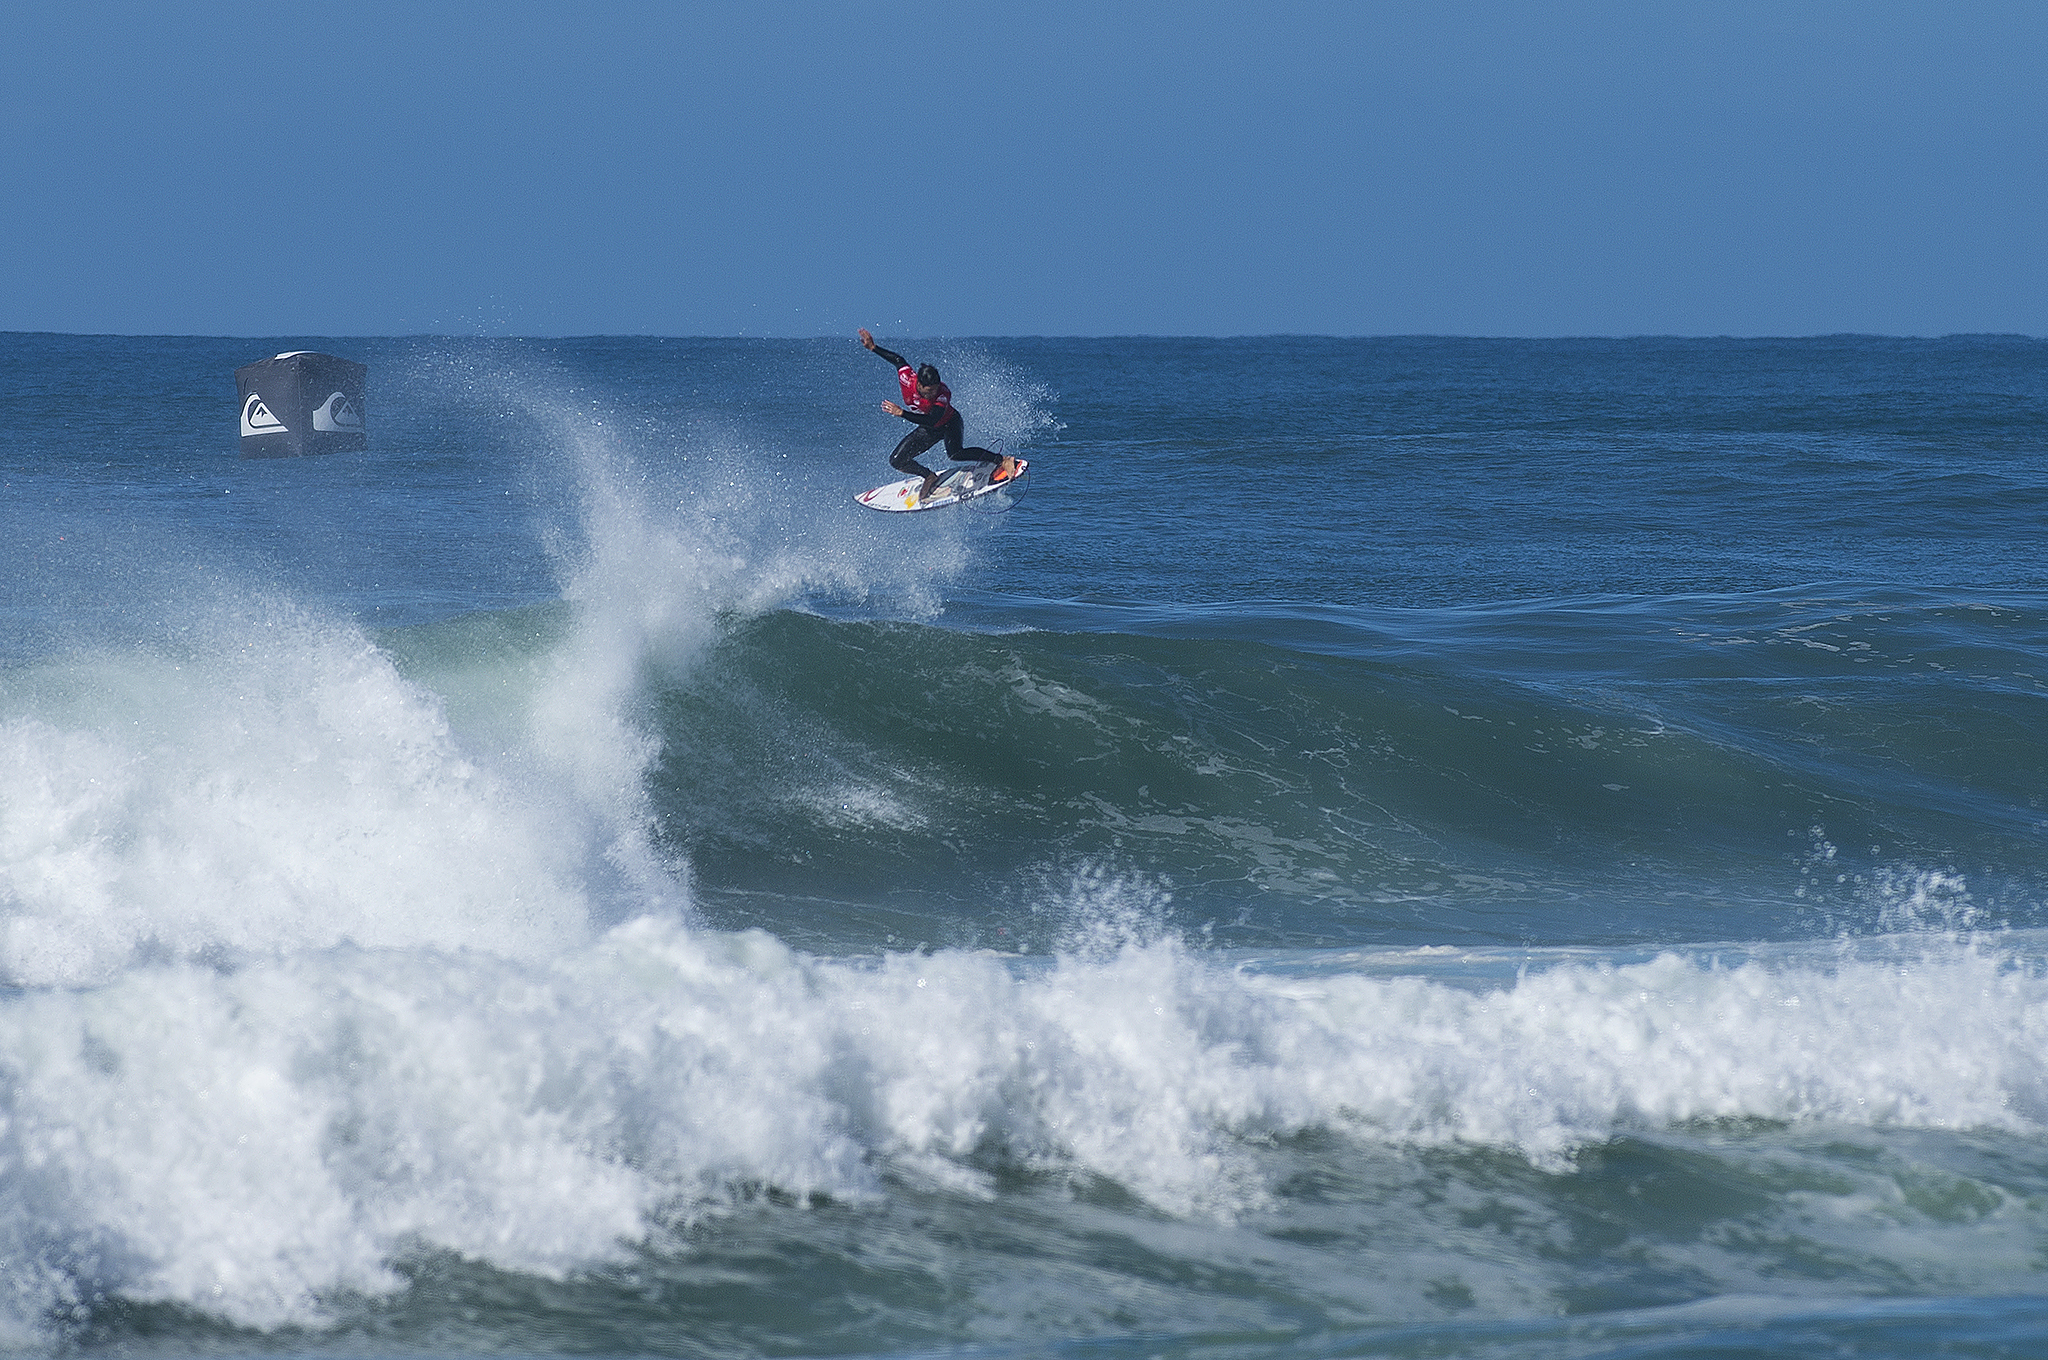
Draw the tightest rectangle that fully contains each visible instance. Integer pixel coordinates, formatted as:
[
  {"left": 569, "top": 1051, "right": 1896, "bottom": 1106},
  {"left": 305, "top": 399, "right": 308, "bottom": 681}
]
[{"left": 0, "top": 332, "right": 2044, "bottom": 1358}]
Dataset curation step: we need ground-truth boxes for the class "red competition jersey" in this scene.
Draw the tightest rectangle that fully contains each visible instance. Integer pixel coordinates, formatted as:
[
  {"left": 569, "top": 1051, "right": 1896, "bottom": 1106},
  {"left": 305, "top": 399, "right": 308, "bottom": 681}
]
[{"left": 897, "top": 366, "right": 952, "bottom": 419}]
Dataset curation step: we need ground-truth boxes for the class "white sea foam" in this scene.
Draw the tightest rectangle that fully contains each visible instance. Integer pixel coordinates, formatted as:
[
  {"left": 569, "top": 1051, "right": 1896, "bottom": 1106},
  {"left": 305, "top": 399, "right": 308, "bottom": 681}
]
[
  {"left": 0, "top": 605, "right": 597, "bottom": 986},
  {"left": 0, "top": 915, "right": 2042, "bottom": 1335}
]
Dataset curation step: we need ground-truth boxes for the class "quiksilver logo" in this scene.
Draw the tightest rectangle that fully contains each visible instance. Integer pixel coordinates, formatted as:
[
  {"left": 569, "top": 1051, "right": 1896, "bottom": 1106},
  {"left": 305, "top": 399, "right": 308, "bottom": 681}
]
[
  {"left": 241, "top": 394, "right": 288, "bottom": 436},
  {"left": 313, "top": 392, "right": 363, "bottom": 433}
]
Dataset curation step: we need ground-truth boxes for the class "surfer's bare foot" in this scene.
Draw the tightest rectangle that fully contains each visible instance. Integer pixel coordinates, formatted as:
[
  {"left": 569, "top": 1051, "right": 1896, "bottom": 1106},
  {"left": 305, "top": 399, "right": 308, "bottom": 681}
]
[
  {"left": 994, "top": 457, "right": 1019, "bottom": 482},
  {"left": 919, "top": 475, "right": 941, "bottom": 499}
]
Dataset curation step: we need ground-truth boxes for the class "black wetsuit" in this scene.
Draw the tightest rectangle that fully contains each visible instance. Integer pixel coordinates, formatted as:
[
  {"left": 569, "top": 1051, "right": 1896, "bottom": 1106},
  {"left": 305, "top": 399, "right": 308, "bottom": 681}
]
[{"left": 870, "top": 342, "right": 1000, "bottom": 481}]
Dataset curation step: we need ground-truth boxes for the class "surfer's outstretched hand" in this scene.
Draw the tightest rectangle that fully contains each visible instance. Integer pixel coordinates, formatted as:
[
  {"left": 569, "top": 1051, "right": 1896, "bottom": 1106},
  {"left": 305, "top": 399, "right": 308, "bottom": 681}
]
[{"left": 858, "top": 328, "right": 876, "bottom": 350}]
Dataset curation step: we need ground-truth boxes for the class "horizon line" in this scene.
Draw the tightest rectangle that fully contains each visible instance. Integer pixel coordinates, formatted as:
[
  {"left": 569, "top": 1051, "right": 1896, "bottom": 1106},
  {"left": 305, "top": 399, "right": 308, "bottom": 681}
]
[{"left": 4, "top": 329, "right": 2042, "bottom": 343}]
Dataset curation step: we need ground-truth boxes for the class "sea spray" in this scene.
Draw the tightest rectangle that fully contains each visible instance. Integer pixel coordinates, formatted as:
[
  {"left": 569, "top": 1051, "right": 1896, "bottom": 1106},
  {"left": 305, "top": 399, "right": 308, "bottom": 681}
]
[
  {"left": 0, "top": 340, "right": 1062, "bottom": 987},
  {"left": 0, "top": 601, "right": 594, "bottom": 986}
]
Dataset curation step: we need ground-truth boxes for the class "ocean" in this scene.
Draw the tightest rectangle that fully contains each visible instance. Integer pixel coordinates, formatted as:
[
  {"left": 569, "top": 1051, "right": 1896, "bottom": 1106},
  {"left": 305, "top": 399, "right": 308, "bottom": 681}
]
[{"left": 1, "top": 331, "right": 2045, "bottom": 1358}]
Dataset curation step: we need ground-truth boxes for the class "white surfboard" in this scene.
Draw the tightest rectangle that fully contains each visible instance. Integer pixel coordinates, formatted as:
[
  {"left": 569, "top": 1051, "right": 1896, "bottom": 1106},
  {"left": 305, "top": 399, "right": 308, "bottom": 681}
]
[{"left": 855, "top": 459, "right": 1028, "bottom": 513}]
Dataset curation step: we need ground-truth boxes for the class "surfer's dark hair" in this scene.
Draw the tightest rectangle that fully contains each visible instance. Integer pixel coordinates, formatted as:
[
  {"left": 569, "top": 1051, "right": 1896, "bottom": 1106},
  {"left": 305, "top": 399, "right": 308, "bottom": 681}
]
[{"left": 916, "top": 363, "right": 942, "bottom": 388}]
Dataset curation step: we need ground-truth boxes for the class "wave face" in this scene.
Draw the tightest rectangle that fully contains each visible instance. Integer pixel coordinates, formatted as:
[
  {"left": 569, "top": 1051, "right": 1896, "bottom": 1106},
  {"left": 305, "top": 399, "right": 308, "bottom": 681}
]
[
  {"left": 0, "top": 333, "right": 2045, "bottom": 1358},
  {"left": 637, "top": 592, "right": 2048, "bottom": 953}
]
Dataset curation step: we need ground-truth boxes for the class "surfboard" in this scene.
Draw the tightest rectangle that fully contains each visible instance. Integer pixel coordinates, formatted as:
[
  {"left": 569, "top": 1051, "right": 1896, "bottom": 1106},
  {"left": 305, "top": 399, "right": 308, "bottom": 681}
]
[{"left": 855, "top": 459, "right": 1028, "bottom": 512}]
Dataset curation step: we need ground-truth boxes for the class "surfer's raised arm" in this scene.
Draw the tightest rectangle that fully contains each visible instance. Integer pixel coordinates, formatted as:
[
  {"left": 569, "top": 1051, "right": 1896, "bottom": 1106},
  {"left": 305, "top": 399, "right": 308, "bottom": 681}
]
[{"left": 859, "top": 328, "right": 909, "bottom": 370}]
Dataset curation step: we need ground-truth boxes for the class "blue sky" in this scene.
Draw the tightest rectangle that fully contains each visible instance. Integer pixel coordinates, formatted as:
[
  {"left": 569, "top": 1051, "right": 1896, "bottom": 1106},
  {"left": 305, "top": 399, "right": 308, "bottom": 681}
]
[{"left": 3, "top": 1, "right": 2042, "bottom": 337}]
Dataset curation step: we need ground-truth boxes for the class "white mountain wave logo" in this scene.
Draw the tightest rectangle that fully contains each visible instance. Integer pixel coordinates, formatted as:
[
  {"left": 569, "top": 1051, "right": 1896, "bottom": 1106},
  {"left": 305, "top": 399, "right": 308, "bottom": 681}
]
[
  {"left": 312, "top": 392, "right": 362, "bottom": 432},
  {"left": 241, "top": 394, "right": 288, "bottom": 437}
]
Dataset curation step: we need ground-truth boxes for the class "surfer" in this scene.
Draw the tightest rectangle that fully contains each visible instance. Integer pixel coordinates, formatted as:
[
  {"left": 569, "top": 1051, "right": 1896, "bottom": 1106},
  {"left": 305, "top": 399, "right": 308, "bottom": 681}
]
[{"left": 859, "top": 328, "right": 1019, "bottom": 500}]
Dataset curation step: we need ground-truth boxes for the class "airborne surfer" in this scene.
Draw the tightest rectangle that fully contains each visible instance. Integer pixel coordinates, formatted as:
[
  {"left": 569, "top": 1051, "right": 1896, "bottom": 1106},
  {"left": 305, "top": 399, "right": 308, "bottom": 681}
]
[{"left": 859, "top": 329, "right": 1019, "bottom": 501}]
